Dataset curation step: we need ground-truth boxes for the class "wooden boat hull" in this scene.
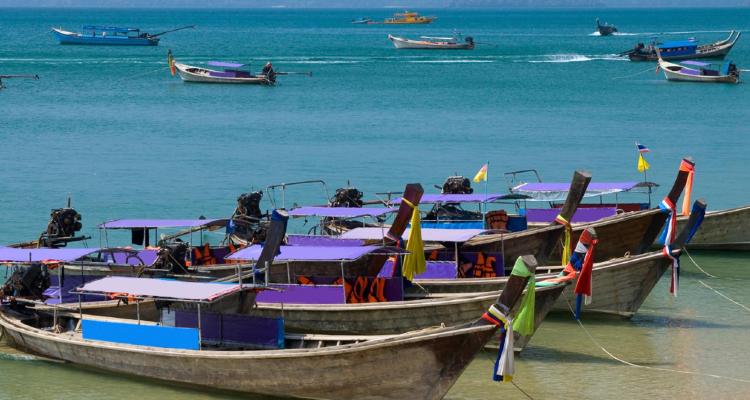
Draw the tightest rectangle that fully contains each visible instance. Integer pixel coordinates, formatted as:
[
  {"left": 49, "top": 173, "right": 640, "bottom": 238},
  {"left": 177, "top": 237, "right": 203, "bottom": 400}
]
[
  {"left": 0, "top": 308, "right": 496, "bottom": 400},
  {"left": 465, "top": 208, "right": 665, "bottom": 268},
  {"left": 175, "top": 63, "right": 270, "bottom": 84},
  {"left": 550, "top": 252, "right": 671, "bottom": 317},
  {"left": 52, "top": 28, "right": 158, "bottom": 46},
  {"left": 388, "top": 35, "right": 473, "bottom": 50},
  {"left": 677, "top": 205, "right": 750, "bottom": 250},
  {"left": 628, "top": 31, "right": 740, "bottom": 61}
]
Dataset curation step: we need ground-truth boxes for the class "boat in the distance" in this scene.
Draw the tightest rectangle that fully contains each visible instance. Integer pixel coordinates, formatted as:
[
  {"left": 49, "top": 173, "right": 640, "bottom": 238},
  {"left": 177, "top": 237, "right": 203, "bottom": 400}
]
[
  {"left": 0, "top": 74, "right": 39, "bottom": 90},
  {"left": 172, "top": 60, "right": 275, "bottom": 85},
  {"left": 596, "top": 18, "right": 618, "bottom": 36},
  {"left": 351, "top": 17, "right": 373, "bottom": 24},
  {"left": 388, "top": 34, "right": 475, "bottom": 50},
  {"left": 657, "top": 58, "right": 740, "bottom": 83},
  {"left": 623, "top": 31, "right": 741, "bottom": 61},
  {"left": 383, "top": 11, "right": 436, "bottom": 24},
  {"left": 52, "top": 25, "right": 194, "bottom": 46}
]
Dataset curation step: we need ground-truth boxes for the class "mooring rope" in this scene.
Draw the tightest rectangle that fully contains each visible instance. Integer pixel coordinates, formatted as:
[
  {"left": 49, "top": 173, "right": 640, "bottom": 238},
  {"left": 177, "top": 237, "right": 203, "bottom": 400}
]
[
  {"left": 698, "top": 280, "right": 750, "bottom": 312},
  {"left": 567, "top": 301, "right": 750, "bottom": 384},
  {"left": 611, "top": 66, "right": 657, "bottom": 80},
  {"left": 683, "top": 249, "right": 717, "bottom": 278}
]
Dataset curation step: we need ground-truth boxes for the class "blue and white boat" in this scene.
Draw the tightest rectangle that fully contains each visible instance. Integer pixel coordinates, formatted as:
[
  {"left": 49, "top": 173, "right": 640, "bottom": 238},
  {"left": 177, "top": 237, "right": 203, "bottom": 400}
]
[
  {"left": 624, "top": 30, "right": 741, "bottom": 61},
  {"left": 52, "top": 25, "right": 193, "bottom": 46}
]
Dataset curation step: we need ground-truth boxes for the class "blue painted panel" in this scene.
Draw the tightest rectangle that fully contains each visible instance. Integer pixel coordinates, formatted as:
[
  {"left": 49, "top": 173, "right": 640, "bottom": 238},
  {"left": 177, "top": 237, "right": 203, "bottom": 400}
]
[{"left": 82, "top": 319, "right": 200, "bottom": 350}]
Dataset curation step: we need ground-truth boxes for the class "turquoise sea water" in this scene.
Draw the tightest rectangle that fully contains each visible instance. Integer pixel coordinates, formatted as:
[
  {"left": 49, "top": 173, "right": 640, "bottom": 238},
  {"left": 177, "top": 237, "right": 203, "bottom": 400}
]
[{"left": 1, "top": 7, "right": 750, "bottom": 399}]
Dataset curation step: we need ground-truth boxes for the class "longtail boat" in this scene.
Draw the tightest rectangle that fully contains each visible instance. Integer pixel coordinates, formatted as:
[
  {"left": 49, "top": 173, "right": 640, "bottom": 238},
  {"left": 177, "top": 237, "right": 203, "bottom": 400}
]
[
  {"left": 623, "top": 31, "right": 741, "bottom": 61},
  {"left": 173, "top": 61, "right": 274, "bottom": 84},
  {"left": 0, "top": 255, "right": 535, "bottom": 399},
  {"left": 52, "top": 25, "right": 193, "bottom": 46},
  {"left": 657, "top": 58, "right": 740, "bottom": 83},
  {"left": 677, "top": 204, "right": 750, "bottom": 250},
  {"left": 596, "top": 18, "right": 618, "bottom": 36},
  {"left": 388, "top": 34, "right": 475, "bottom": 50},
  {"left": 0, "top": 74, "right": 39, "bottom": 90}
]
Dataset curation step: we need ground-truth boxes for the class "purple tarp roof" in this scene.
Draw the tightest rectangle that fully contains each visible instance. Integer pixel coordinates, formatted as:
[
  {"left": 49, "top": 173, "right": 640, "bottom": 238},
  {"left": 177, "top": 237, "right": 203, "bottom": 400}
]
[
  {"left": 0, "top": 247, "right": 100, "bottom": 263},
  {"left": 75, "top": 276, "right": 246, "bottom": 302},
  {"left": 287, "top": 207, "right": 397, "bottom": 218},
  {"left": 340, "top": 227, "right": 487, "bottom": 242},
  {"left": 98, "top": 219, "right": 226, "bottom": 229},
  {"left": 513, "top": 182, "right": 643, "bottom": 202},
  {"left": 287, "top": 235, "right": 365, "bottom": 247},
  {"left": 390, "top": 193, "right": 515, "bottom": 204},
  {"left": 226, "top": 245, "right": 384, "bottom": 262},
  {"left": 207, "top": 61, "right": 245, "bottom": 68},
  {"left": 682, "top": 60, "right": 712, "bottom": 67}
]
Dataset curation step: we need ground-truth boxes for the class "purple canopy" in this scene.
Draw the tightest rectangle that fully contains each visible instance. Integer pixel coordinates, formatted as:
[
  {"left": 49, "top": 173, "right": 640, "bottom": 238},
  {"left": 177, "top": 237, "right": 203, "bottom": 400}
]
[
  {"left": 287, "top": 235, "right": 364, "bottom": 247},
  {"left": 98, "top": 219, "right": 226, "bottom": 229},
  {"left": 207, "top": 61, "right": 245, "bottom": 68},
  {"left": 525, "top": 207, "right": 618, "bottom": 223},
  {"left": 681, "top": 60, "right": 712, "bottom": 67},
  {"left": 340, "top": 227, "right": 487, "bottom": 242},
  {"left": 75, "top": 276, "right": 247, "bottom": 302},
  {"left": 287, "top": 207, "right": 397, "bottom": 218},
  {"left": 390, "top": 193, "right": 515, "bottom": 204},
  {"left": 0, "top": 247, "right": 100, "bottom": 263},
  {"left": 226, "top": 245, "right": 384, "bottom": 262},
  {"left": 513, "top": 182, "right": 642, "bottom": 201}
]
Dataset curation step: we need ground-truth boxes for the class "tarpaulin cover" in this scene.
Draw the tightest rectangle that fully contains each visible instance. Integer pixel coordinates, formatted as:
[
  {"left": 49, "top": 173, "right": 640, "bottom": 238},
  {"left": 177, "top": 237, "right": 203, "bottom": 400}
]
[
  {"left": 83, "top": 319, "right": 199, "bottom": 350},
  {"left": 98, "top": 219, "right": 225, "bottom": 229},
  {"left": 75, "top": 277, "right": 245, "bottom": 302},
  {"left": 0, "top": 247, "right": 100, "bottom": 263},
  {"left": 379, "top": 260, "right": 457, "bottom": 279},
  {"left": 256, "top": 284, "right": 346, "bottom": 304},
  {"left": 207, "top": 61, "right": 245, "bottom": 68},
  {"left": 525, "top": 207, "right": 618, "bottom": 223},
  {"left": 226, "top": 245, "right": 382, "bottom": 261},
  {"left": 287, "top": 207, "right": 397, "bottom": 218},
  {"left": 513, "top": 182, "right": 641, "bottom": 202},
  {"left": 175, "top": 311, "right": 284, "bottom": 349},
  {"left": 682, "top": 60, "right": 712, "bottom": 67},
  {"left": 287, "top": 235, "right": 364, "bottom": 247},
  {"left": 340, "top": 227, "right": 487, "bottom": 242},
  {"left": 390, "top": 193, "right": 515, "bottom": 204}
]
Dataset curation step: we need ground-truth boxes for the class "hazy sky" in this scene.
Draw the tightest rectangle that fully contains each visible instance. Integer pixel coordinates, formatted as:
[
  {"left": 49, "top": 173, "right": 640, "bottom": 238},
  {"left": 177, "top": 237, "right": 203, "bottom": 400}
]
[{"left": 3, "top": 0, "right": 749, "bottom": 8}]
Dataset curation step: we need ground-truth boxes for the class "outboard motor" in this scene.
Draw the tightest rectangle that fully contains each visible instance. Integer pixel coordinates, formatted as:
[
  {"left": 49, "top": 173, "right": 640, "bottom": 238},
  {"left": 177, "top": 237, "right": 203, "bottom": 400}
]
[
  {"left": 441, "top": 176, "right": 473, "bottom": 194},
  {"left": 231, "top": 190, "right": 268, "bottom": 244},
  {"left": 465, "top": 36, "right": 474, "bottom": 45},
  {"left": 0, "top": 264, "right": 51, "bottom": 301},
  {"left": 153, "top": 240, "right": 189, "bottom": 274},
  {"left": 39, "top": 206, "right": 85, "bottom": 248},
  {"left": 329, "top": 187, "right": 364, "bottom": 208}
]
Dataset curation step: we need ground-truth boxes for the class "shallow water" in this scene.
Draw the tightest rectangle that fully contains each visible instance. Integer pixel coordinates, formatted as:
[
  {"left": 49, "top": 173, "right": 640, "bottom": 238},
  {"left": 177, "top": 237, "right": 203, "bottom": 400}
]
[{"left": 1, "top": 7, "right": 750, "bottom": 399}]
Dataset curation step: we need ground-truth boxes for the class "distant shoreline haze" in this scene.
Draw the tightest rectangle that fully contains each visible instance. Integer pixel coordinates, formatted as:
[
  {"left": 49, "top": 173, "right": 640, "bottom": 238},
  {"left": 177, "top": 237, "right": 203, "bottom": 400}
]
[{"left": 2, "top": 0, "right": 749, "bottom": 8}]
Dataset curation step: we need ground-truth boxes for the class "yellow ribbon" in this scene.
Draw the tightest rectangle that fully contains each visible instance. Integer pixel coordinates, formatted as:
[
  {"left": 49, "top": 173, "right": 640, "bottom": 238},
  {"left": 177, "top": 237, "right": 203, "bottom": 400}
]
[
  {"left": 401, "top": 198, "right": 426, "bottom": 280},
  {"left": 556, "top": 215, "right": 571, "bottom": 266}
]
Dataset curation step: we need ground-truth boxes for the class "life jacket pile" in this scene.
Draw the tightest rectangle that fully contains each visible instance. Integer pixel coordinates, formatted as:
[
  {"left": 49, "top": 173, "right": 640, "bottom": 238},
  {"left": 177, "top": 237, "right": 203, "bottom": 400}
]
[
  {"left": 472, "top": 252, "right": 497, "bottom": 278},
  {"left": 192, "top": 243, "right": 216, "bottom": 266},
  {"left": 297, "top": 276, "right": 387, "bottom": 303}
]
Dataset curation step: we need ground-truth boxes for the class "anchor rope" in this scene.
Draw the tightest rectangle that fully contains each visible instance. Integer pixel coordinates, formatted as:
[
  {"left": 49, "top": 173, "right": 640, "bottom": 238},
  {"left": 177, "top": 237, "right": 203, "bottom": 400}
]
[
  {"left": 683, "top": 248, "right": 717, "bottom": 278},
  {"left": 566, "top": 300, "right": 750, "bottom": 384},
  {"left": 611, "top": 66, "right": 657, "bottom": 80},
  {"left": 698, "top": 280, "right": 750, "bottom": 312}
]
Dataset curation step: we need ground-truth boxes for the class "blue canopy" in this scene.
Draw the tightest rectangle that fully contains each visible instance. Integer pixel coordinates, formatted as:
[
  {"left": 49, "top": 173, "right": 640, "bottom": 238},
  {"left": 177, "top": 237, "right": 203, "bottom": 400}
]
[
  {"left": 658, "top": 40, "right": 698, "bottom": 49},
  {"left": 207, "top": 61, "right": 246, "bottom": 68},
  {"left": 82, "top": 26, "right": 139, "bottom": 33}
]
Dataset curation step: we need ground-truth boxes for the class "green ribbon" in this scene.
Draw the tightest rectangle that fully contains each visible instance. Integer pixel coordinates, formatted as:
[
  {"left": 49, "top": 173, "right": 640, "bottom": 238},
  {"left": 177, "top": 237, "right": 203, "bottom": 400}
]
[{"left": 510, "top": 257, "right": 536, "bottom": 337}]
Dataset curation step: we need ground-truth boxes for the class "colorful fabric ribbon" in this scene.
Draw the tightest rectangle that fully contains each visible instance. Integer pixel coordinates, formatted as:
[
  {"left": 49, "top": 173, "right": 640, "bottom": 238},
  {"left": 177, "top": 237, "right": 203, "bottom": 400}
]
[
  {"left": 400, "top": 198, "right": 426, "bottom": 281},
  {"left": 658, "top": 197, "right": 679, "bottom": 296},
  {"left": 510, "top": 257, "right": 535, "bottom": 337},
  {"left": 481, "top": 304, "right": 514, "bottom": 382},
  {"left": 573, "top": 235, "right": 598, "bottom": 320},
  {"left": 555, "top": 214, "right": 572, "bottom": 266},
  {"left": 680, "top": 159, "right": 695, "bottom": 216}
]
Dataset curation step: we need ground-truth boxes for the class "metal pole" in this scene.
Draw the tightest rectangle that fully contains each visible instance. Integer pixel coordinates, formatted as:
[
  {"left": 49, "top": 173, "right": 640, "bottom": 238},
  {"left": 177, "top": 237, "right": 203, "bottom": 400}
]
[
  {"left": 136, "top": 300, "right": 141, "bottom": 325},
  {"left": 340, "top": 261, "right": 346, "bottom": 302},
  {"left": 197, "top": 303, "right": 202, "bottom": 350},
  {"left": 286, "top": 262, "right": 291, "bottom": 284},
  {"left": 59, "top": 264, "right": 63, "bottom": 306},
  {"left": 78, "top": 294, "right": 82, "bottom": 322},
  {"left": 454, "top": 242, "right": 459, "bottom": 272}
]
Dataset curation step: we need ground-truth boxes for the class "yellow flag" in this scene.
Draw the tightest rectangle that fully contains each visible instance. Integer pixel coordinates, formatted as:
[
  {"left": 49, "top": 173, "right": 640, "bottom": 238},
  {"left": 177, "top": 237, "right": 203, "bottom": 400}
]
[
  {"left": 473, "top": 164, "right": 488, "bottom": 183},
  {"left": 401, "top": 199, "right": 425, "bottom": 281},
  {"left": 637, "top": 153, "right": 650, "bottom": 172}
]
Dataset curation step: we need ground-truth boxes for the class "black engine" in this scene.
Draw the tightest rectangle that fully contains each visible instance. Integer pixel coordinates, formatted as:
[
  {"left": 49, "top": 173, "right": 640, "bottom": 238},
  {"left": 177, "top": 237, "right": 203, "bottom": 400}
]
[
  {"left": 441, "top": 176, "right": 473, "bottom": 194},
  {"left": 329, "top": 187, "right": 364, "bottom": 208},
  {"left": 231, "top": 190, "right": 268, "bottom": 243},
  {"left": 152, "top": 240, "right": 189, "bottom": 274},
  {"left": 425, "top": 176, "right": 481, "bottom": 222},
  {"left": 39, "top": 207, "right": 85, "bottom": 248},
  {"left": 0, "top": 264, "right": 51, "bottom": 301}
]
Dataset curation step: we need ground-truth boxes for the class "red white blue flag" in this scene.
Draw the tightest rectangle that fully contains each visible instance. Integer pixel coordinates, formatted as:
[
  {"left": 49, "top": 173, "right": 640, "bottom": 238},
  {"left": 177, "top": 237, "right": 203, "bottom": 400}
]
[{"left": 636, "top": 142, "right": 650, "bottom": 153}]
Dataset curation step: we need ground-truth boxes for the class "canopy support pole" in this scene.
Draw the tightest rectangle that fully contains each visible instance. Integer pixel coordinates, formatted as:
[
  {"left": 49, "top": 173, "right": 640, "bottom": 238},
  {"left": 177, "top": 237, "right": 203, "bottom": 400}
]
[
  {"left": 286, "top": 262, "right": 291, "bottom": 284},
  {"left": 341, "top": 261, "right": 346, "bottom": 302},
  {"left": 78, "top": 294, "right": 82, "bottom": 323},
  {"left": 197, "top": 303, "right": 202, "bottom": 350},
  {"left": 454, "top": 242, "right": 459, "bottom": 274},
  {"left": 136, "top": 300, "right": 141, "bottom": 325}
]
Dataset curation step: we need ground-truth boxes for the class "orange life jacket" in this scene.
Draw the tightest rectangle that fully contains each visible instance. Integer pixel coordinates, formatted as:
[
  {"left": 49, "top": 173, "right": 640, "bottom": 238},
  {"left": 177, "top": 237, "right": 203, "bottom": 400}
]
[
  {"left": 333, "top": 277, "right": 352, "bottom": 302},
  {"left": 428, "top": 250, "right": 439, "bottom": 260},
  {"left": 297, "top": 276, "right": 315, "bottom": 285},
  {"left": 202, "top": 243, "right": 216, "bottom": 265},
  {"left": 473, "top": 252, "right": 497, "bottom": 278},
  {"left": 368, "top": 277, "right": 387, "bottom": 302},
  {"left": 349, "top": 276, "right": 369, "bottom": 304}
]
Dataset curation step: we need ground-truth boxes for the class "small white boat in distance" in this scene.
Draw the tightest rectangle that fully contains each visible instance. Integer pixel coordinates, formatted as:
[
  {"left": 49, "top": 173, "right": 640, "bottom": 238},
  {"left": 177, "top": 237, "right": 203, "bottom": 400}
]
[
  {"left": 657, "top": 58, "right": 740, "bottom": 83},
  {"left": 388, "top": 34, "right": 475, "bottom": 50},
  {"left": 174, "top": 61, "right": 273, "bottom": 84}
]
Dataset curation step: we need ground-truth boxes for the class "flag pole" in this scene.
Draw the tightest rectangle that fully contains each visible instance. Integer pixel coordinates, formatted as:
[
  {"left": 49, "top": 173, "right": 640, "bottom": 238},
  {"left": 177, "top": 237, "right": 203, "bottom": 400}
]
[{"left": 483, "top": 161, "right": 489, "bottom": 228}]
